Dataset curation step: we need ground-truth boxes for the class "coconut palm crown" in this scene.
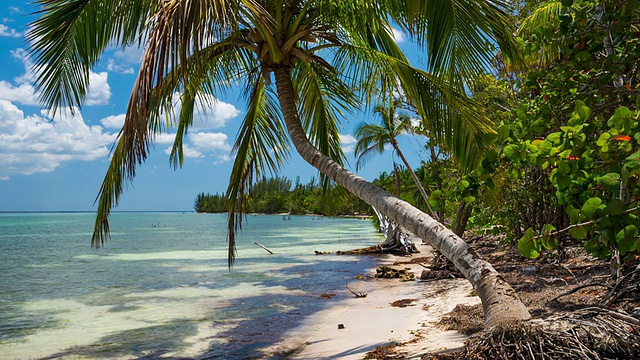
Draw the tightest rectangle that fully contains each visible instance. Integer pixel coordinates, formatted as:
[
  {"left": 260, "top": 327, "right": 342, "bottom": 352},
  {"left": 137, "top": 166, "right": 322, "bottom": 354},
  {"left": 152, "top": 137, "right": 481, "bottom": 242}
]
[{"left": 28, "top": 0, "right": 530, "bottom": 327}]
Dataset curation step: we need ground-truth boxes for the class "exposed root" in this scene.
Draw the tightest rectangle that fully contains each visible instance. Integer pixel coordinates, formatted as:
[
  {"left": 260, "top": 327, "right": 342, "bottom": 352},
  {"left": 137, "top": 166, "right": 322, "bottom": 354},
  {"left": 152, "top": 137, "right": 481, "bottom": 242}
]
[{"left": 427, "top": 308, "right": 640, "bottom": 359}]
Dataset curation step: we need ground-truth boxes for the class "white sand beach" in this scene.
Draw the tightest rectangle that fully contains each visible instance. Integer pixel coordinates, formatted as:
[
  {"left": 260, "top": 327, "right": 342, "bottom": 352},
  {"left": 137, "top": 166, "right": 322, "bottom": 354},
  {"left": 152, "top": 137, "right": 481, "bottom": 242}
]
[{"left": 262, "top": 242, "right": 481, "bottom": 359}]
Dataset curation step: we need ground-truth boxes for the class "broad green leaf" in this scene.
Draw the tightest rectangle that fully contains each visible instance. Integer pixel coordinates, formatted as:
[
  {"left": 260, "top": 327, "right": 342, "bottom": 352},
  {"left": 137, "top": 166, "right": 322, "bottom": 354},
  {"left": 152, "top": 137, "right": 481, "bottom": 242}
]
[
  {"left": 503, "top": 144, "right": 521, "bottom": 161},
  {"left": 608, "top": 107, "right": 632, "bottom": 129},
  {"left": 498, "top": 124, "right": 510, "bottom": 140},
  {"left": 558, "top": 161, "right": 571, "bottom": 175},
  {"left": 540, "top": 224, "right": 558, "bottom": 250},
  {"left": 567, "top": 206, "right": 581, "bottom": 223},
  {"left": 546, "top": 132, "right": 561, "bottom": 144},
  {"left": 626, "top": 152, "right": 640, "bottom": 169},
  {"left": 517, "top": 105, "right": 527, "bottom": 120},
  {"left": 607, "top": 199, "right": 624, "bottom": 216},
  {"left": 541, "top": 235, "right": 558, "bottom": 250},
  {"left": 597, "top": 173, "right": 620, "bottom": 191},
  {"left": 569, "top": 226, "right": 587, "bottom": 239},
  {"left": 575, "top": 100, "right": 591, "bottom": 121},
  {"left": 463, "top": 195, "right": 476, "bottom": 204},
  {"left": 532, "top": 119, "right": 546, "bottom": 133},
  {"left": 596, "top": 132, "right": 611, "bottom": 146},
  {"left": 551, "top": 171, "right": 572, "bottom": 189},
  {"left": 430, "top": 190, "right": 443, "bottom": 199},
  {"left": 536, "top": 140, "right": 552, "bottom": 155},
  {"left": 581, "top": 197, "right": 603, "bottom": 219},
  {"left": 616, "top": 225, "right": 639, "bottom": 254},
  {"left": 518, "top": 228, "right": 541, "bottom": 258}
]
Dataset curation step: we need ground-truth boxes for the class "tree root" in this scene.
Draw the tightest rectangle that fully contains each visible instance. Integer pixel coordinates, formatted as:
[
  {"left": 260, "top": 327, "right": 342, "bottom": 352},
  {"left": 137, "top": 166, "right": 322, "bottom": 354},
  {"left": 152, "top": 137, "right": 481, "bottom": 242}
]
[{"left": 427, "top": 308, "right": 640, "bottom": 359}]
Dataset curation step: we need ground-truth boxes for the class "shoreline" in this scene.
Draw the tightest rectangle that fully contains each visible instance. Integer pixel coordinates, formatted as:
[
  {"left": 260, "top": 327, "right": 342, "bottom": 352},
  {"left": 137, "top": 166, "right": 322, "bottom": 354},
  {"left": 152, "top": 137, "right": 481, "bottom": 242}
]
[{"left": 260, "top": 242, "right": 481, "bottom": 359}]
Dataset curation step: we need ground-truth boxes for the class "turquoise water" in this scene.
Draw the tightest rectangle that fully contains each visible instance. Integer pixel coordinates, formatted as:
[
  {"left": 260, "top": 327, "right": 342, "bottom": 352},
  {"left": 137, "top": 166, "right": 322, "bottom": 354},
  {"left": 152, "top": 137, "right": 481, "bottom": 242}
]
[{"left": 0, "top": 212, "right": 383, "bottom": 359}]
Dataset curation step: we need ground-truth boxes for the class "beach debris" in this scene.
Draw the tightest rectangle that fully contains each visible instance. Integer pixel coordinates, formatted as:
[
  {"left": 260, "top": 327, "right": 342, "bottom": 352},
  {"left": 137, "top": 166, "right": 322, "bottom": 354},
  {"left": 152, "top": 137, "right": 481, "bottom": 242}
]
[
  {"left": 338, "top": 324, "right": 345, "bottom": 329},
  {"left": 314, "top": 250, "right": 332, "bottom": 255},
  {"left": 254, "top": 242, "right": 274, "bottom": 254},
  {"left": 375, "top": 265, "right": 415, "bottom": 281},
  {"left": 320, "top": 293, "right": 336, "bottom": 298},
  {"left": 419, "top": 269, "right": 457, "bottom": 281},
  {"left": 390, "top": 298, "right": 418, "bottom": 307},
  {"left": 345, "top": 280, "right": 368, "bottom": 298}
]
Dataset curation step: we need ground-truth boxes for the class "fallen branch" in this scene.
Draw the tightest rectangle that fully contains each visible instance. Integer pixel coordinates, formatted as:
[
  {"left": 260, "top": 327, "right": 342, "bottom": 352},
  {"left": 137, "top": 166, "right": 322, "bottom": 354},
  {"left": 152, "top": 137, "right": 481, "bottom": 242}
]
[
  {"left": 533, "top": 206, "right": 640, "bottom": 240},
  {"left": 551, "top": 283, "right": 611, "bottom": 303},
  {"left": 254, "top": 242, "right": 274, "bottom": 255},
  {"left": 345, "top": 280, "right": 367, "bottom": 298}
]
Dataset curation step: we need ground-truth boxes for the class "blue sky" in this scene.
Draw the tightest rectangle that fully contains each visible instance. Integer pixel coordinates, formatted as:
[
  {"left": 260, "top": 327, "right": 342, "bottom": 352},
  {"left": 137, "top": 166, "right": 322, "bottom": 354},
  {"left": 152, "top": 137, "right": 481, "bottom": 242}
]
[{"left": 0, "top": 1, "right": 428, "bottom": 212}]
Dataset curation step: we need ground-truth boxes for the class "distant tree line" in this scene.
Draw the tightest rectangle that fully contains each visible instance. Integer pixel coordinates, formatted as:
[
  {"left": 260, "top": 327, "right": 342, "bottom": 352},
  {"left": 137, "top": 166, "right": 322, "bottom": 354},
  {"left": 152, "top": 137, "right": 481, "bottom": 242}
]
[{"left": 194, "top": 176, "right": 372, "bottom": 216}]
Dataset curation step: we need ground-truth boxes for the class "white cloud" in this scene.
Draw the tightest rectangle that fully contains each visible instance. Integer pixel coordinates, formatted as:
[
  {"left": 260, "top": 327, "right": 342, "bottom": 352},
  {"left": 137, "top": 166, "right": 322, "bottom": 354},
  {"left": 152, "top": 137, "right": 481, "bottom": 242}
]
[
  {"left": 391, "top": 28, "right": 406, "bottom": 44},
  {"left": 106, "top": 58, "right": 134, "bottom": 74},
  {"left": 113, "top": 45, "right": 144, "bottom": 64},
  {"left": 191, "top": 94, "right": 241, "bottom": 130},
  {"left": 100, "top": 114, "right": 125, "bottom": 128},
  {"left": 156, "top": 133, "right": 177, "bottom": 145},
  {"left": 165, "top": 92, "right": 240, "bottom": 130},
  {"left": 189, "top": 132, "right": 231, "bottom": 152},
  {"left": 0, "top": 48, "right": 112, "bottom": 107},
  {"left": 0, "top": 24, "right": 20, "bottom": 38},
  {"left": 213, "top": 154, "right": 231, "bottom": 165},
  {"left": 0, "top": 81, "right": 39, "bottom": 105},
  {"left": 0, "top": 100, "right": 116, "bottom": 179},
  {"left": 163, "top": 144, "right": 203, "bottom": 159},
  {"left": 340, "top": 133, "right": 357, "bottom": 153},
  {"left": 104, "top": 44, "right": 143, "bottom": 75},
  {"left": 85, "top": 71, "right": 111, "bottom": 105}
]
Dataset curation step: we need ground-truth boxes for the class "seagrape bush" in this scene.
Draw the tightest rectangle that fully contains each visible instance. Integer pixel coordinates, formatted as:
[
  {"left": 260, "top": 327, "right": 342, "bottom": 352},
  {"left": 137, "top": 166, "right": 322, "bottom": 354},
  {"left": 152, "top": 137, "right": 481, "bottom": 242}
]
[
  {"left": 515, "top": 103, "right": 640, "bottom": 259},
  {"left": 502, "top": 0, "right": 640, "bottom": 260}
]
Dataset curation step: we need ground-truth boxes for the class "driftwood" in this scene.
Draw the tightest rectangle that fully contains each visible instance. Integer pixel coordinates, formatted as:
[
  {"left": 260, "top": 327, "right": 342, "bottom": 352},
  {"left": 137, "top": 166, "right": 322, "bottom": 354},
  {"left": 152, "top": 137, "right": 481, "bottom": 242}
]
[
  {"left": 254, "top": 242, "right": 274, "bottom": 254},
  {"left": 345, "top": 280, "right": 368, "bottom": 298},
  {"left": 314, "top": 208, "right": 419, "bottom": 256}
]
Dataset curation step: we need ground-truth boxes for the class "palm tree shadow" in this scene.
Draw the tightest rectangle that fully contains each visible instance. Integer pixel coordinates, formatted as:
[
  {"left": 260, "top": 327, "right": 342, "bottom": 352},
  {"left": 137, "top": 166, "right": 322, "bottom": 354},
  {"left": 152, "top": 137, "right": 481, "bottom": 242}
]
[
  {"left": 39, "top": 255, "right": 382, "bottom": 360},
  {"left": 198, "top": 255, "right": 382, "bottom": 359}
]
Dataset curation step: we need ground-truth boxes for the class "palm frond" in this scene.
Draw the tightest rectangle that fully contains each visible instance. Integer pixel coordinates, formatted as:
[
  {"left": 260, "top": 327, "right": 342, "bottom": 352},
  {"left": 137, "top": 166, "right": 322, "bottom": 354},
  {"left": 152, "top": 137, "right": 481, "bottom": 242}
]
[
  {"left": 353, "top": 123, "right": 388, "bottom": 171},
  {"left": 168, "top": 43, "right": 254, "bottom": 168},
  {"left": 92, "top": 33, "right": 250, "bottom": 246},
  {"left": 516, "top": 1, "right": 565, "bottom": 69},
  {"left": 27, "top": 0, "right": 158, "bottom": 113},
  {"left": 335, "top": 45, "right": 492, "bottom": 168},
  {"left": 226, "top": 73, "right": 288, "bottom": 267},
  {"left": 293, "top": 60, "right": 356, "bottom": 190},
  {"left": 392, "top": 0, "right": 521, "bottom": 79}
]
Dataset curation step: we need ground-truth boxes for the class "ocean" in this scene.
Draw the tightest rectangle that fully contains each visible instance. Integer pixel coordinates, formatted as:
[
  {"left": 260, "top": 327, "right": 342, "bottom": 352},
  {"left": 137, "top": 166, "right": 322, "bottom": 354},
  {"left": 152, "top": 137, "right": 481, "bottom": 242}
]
[{"left": 0, "top": 212, "right": 384, "bottom": 359}]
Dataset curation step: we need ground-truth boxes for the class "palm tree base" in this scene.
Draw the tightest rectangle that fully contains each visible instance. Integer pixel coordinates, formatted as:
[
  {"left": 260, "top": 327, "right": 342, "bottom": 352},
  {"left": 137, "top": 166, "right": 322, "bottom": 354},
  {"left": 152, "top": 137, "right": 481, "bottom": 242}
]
[{"left": 430, "top": 308, "right": 640, "bottom": 359}]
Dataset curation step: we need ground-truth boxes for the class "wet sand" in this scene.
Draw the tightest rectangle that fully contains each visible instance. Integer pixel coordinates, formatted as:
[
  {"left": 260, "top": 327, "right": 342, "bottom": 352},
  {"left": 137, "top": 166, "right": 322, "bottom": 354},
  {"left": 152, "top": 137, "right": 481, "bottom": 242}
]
[{"left": 261, "top": 242, "right": 481, "bottom": 359}]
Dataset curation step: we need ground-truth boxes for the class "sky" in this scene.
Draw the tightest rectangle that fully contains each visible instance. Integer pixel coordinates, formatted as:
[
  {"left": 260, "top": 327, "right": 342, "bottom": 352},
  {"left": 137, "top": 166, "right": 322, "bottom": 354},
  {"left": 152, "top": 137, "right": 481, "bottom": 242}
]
[{"left": 0, "top": 1, "right": 428, "bottom": 212}]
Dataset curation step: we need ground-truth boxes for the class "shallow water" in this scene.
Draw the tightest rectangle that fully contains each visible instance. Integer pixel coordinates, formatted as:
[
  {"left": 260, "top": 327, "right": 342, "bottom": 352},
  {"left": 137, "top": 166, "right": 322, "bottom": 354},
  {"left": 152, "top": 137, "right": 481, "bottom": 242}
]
[{"left": 0, "top": 212, "right": 383, "bottom": 359}]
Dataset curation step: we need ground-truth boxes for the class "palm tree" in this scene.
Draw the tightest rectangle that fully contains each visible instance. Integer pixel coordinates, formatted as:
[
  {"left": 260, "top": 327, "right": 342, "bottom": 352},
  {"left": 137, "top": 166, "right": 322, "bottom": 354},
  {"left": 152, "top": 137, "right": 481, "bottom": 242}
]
[
  {"left": 28, "top": 0, "right": 529, "bottom": 328},
  {"left": 354, "top": 99, "right": 438, "bottom": 220}
]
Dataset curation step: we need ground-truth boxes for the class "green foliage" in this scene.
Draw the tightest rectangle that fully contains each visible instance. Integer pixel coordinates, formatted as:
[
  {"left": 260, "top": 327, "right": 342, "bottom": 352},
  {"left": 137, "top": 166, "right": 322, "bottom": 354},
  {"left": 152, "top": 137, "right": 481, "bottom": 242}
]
[
  {"left": 195, "top": 176, "right": 371, "bottom": 216},
  {"left": 504, "top": 0, "right": 640, "bottom": 259},
  {"left": 194, "top": 192, "right": 226, "bottom": 213}
]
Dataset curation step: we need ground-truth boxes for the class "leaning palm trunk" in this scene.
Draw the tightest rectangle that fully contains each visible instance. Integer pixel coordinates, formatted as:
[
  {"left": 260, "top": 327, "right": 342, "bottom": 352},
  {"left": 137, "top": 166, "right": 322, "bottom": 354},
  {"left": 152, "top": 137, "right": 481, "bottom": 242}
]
[{"left": 274, "top": 68, "right": 531, "bottom": 328}]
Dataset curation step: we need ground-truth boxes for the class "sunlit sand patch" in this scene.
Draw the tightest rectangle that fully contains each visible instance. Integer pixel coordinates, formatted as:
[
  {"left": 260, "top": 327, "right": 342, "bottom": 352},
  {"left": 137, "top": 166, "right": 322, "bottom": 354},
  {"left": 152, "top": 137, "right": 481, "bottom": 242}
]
[
  {"left": 74, "top": 250, "right": 223, "bottom": 261},
  {"left": 0, "top": 287, "right": 247, "bottom": 359}
]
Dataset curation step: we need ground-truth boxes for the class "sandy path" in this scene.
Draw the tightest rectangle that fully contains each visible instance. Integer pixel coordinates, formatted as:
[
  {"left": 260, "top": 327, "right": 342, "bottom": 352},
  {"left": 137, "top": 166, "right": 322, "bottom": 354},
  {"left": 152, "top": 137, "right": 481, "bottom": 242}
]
[{"left": 261, "top": 243, "right": 481, "bottom": 359}]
